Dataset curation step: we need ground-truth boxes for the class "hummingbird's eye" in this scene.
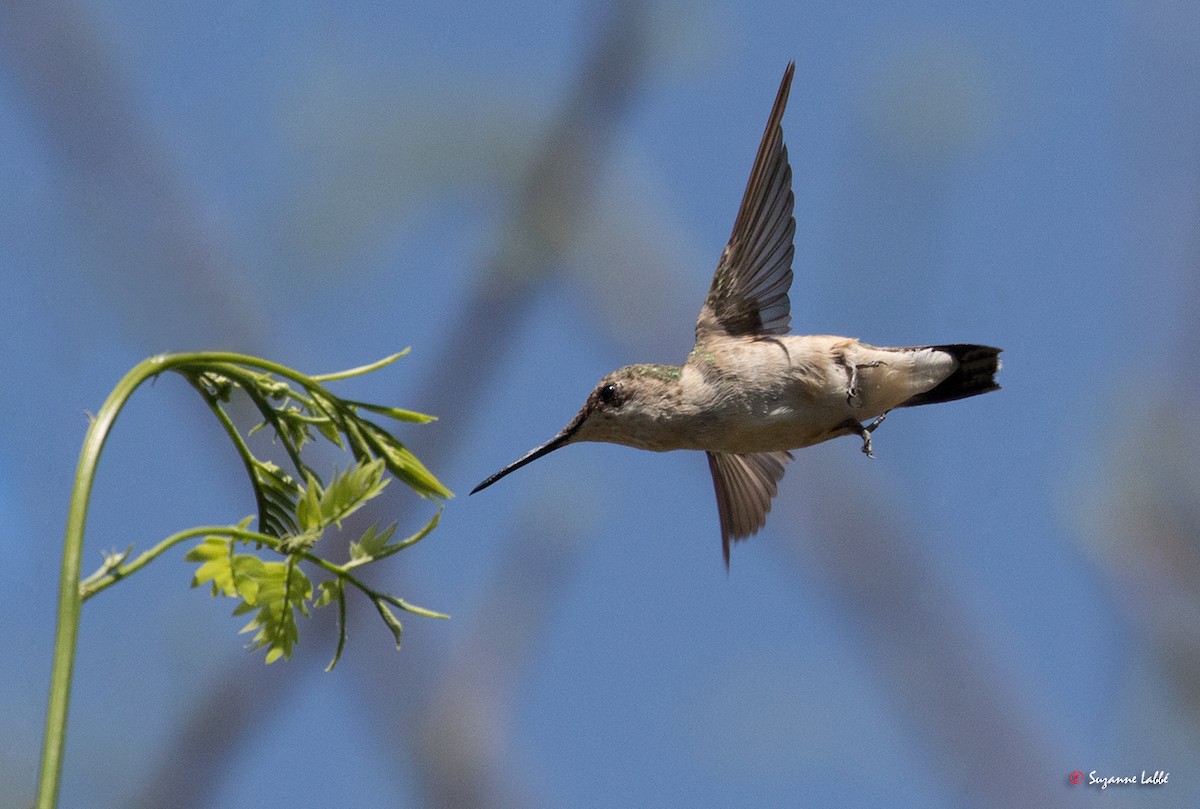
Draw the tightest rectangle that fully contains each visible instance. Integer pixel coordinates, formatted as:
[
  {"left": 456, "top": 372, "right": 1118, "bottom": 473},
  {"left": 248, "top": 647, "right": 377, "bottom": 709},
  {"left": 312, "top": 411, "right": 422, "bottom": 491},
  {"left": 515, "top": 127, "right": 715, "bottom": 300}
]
[{"left": 598, "top": 382, "right": 619, "bottom": 406}]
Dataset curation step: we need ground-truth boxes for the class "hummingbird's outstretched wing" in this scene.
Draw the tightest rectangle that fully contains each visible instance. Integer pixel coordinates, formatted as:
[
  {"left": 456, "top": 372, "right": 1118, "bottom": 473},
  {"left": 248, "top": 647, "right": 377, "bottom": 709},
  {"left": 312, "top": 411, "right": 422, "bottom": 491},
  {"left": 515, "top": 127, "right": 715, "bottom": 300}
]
[
  {"left": 706, "top": 450, "right": 793, "bottom": 567},
  {"left": 695, "top": 62, "right": 796, "bottom": 341}
]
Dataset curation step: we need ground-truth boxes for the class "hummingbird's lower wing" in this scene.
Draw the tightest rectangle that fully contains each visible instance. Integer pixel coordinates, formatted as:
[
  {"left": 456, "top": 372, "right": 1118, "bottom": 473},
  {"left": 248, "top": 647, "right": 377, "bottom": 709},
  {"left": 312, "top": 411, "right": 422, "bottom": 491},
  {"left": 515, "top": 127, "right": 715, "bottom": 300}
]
[{"left": 706, "top": 450, "right": 793, "bottom": 567}]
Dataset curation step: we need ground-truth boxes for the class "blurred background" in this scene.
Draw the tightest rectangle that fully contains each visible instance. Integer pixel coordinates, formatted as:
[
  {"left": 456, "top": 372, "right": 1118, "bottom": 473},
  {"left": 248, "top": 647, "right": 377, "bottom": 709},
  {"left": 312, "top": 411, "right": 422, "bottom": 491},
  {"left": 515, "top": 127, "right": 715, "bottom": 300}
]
[{"left": 2, "top": 0, "right": 1199, "bottom": 806}]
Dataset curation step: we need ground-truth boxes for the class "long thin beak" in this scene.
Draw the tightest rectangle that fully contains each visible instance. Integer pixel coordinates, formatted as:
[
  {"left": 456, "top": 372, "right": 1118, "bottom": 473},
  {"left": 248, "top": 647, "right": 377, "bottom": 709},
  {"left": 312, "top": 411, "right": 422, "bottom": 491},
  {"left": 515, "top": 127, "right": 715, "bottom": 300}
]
[{"left": 470, "top": 414, "right": 583, "bottom": 495}]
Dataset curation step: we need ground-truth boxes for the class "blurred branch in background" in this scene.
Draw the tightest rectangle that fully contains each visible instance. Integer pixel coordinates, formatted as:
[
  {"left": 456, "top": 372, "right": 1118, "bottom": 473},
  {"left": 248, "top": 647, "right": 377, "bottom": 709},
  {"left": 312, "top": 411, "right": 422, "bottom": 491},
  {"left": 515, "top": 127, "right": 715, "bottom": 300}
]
[
  {"left": 780, "top": 472, "right": 1059, "bottom": 808},
  {"left": 404, "top": 498, "right": 588, "bottom": 808},
  {"left": 410, "top": 0, "right": 650, "bottom": 454},
  {"left": 1073, "top": 0, "right": 1200, "bottom": 759},
  {"left": 125, "top": 1, "right": 651, "bottom": 806},
  {"left": 371, "top": 2, "right": 651, "bottom": 804},
  {"left": 0, "top": 0, "right": 274, "bottom": 594},
  {"left": 0, "top": 0, "right": 262, "bottom": 350}
]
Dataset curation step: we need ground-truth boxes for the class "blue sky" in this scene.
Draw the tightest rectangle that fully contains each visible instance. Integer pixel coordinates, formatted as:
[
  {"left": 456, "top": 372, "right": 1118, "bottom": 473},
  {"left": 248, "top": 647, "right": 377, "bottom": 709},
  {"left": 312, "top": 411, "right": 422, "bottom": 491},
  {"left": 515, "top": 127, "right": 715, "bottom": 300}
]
[{"left": 3, "top": 1, "right": 1199, "bottom": 807}]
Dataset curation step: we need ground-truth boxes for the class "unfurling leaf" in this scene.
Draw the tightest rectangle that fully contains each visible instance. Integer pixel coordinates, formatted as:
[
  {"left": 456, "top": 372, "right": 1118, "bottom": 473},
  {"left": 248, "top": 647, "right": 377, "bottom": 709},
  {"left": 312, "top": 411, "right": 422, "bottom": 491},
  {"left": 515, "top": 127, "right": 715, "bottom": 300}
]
[
  {"left": 314, "top": 579, "right": 342, "bottom": 608},
  {"left": 372, "top": 597, "right": 404, "bottom": 649},
  {"left": 359, "top": 421, "right": 452, "bottom": 500},
  {"left": 345, "top": 400, "right": 437, "bottom": 424},
  {"left": 348, "top": 523, "right": 398, "bottom": 563},
  {"left": 320, "top": 459, "right": 388, "bottom": 527},
  {"left": 347, "top": 510, "right": 441, "bottom": 568},
  {"left": 296, "top": 472, "right": 323, "bottom": 532},
  {"left": 317, "top": 579, "right": 348, "bottom": 671},
  {"left": 251, "top": 460, "right": 302, "bottom": 538}
]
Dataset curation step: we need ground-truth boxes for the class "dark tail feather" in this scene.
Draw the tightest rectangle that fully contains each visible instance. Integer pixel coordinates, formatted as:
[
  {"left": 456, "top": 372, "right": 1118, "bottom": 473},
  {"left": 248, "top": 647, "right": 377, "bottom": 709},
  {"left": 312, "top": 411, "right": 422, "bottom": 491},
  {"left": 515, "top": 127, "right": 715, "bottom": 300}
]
[{"left": 899, "top": 344, "right": 1002, "bottom": 407}]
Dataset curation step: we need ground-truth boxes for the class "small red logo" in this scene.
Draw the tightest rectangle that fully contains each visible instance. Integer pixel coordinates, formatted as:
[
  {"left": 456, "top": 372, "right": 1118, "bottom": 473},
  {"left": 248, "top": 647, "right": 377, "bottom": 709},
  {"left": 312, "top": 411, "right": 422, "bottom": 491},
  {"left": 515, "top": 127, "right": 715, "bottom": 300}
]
[{"left": 1069, "top": 770, "right": 1084, "bottom": 785}]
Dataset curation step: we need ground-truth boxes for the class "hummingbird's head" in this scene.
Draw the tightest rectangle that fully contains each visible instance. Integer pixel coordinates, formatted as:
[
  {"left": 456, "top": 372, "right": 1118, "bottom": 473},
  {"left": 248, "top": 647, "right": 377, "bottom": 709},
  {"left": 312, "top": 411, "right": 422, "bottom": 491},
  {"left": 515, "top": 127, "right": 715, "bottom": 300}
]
[{"left": 470, "top": 364, "right": 685, "bottom": 494}]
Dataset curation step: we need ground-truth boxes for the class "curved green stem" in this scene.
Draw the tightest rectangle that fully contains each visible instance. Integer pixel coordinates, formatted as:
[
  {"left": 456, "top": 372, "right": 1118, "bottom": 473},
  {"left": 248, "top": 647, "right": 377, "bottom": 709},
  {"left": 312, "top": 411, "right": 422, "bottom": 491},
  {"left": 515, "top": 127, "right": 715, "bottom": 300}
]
[
  {"left": 80, "top": 519, "right": 447, "bottom": 619},
  {"left": 36, "top": 352, "right": 259, "bottom": 808},
  {"left": 79, "top": 526, "right": 222, "bottom": 601},
  {"left": 36, "top": 350, "right": 443, "bottom": 809},
  {"left": 35, "top": 354, "right": 185, "bottom": 809}
]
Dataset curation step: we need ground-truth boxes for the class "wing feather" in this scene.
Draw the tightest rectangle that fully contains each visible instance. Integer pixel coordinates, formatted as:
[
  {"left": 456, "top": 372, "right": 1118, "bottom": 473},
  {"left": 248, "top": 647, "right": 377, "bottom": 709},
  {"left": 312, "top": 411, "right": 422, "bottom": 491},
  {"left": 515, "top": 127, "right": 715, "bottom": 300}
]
[
  {"left": 696, "top": 63, "right": 797, "bottom": 340},
  {"left": 706, "top": 450, "right": 793, "bottom": 566}
]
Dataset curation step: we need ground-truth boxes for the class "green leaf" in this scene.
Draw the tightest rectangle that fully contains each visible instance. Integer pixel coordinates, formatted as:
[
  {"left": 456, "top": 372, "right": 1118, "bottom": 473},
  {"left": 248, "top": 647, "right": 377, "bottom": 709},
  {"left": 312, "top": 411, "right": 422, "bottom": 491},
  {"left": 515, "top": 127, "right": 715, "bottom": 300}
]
[
  {"left": 314, "top": 579, "right": 341, "bottom": 608},
  {"left": 231, "top": 553, "right": 267, "bottom": 603},
  {"left": 251, "top": 460, "right": 302, "bottom": 537},
  {"left": 348, "top": 522, "right": 398, "bottom": 563},
  {"left": 360, "top": 421, "right": 452, "bottom": 499},
  {"left": 344, "top": 400, "right": 437, "bottom": 424},
  {"left": 296, "top": 472, "right": 323, "bottom": 532},
  {"left": 380, "top": 592, "right": 450, "bottom": 620},
  {"left": 371, "top": 597, "right": 404, "bottom": 649},
  {"left": 186, "top": 533, "right": 318, "bottom": 664},
  {"left": 347, "top": 510, "right": 441, "bottom": 569},
  {"left": 306, "top": 389, "right": 341, "bottom": 427},
  {"left": 276, "top": 406, "right": 314, "bottom": 451},
  {"left": 186, "top": 537, "right": 237, "bottom": 597},
  {"left": 380, "top": 509, "right": 441, "bottom": 558},
  {"left": 238, "top": 559, "right": 313, "bottom": 663},
  {"left": 319, "top": 459, "right": 388, "bottom": 528},
  {"left": 317, "top": 579, "right": 348, "bottom": 672},
  {"left": 246, "top": 369, "right": 290, "bottom": 400},
  {"left": 314, "top": 416, "right": 342, "bottom": 447},
  {"left": 278, "top": 528, "right": 322, "bottom": 555},
  {"left": 309, "top": 349, "right": 410, "bottom": 382}
]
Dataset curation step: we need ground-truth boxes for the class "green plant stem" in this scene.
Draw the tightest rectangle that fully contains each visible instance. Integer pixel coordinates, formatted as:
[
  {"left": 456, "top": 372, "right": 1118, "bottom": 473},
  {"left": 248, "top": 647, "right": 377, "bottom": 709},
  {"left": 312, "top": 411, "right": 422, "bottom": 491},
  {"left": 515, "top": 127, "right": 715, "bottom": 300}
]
[
  {"left": 36, "top": 352, "right": 280, "bottom": 809},
  {"left": 79, "top": 524, "right": 450, "bottom": 615},
  {"left": 36, "top": 354, "right": 181, "bottom": 809},
  {"left": 197, "top": 350, "right": 397, "bottom": 402},
  {"left": 78, "top": 526, "right": 217, "bottom": 600},
  {"left": 37, "top": 350, "right": 443, "bottom": 809}
]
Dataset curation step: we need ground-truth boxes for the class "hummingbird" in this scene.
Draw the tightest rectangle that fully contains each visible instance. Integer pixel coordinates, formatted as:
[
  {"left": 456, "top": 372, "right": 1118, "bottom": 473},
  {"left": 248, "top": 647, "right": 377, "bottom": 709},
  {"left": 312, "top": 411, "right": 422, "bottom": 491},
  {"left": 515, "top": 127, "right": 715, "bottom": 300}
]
[{"left": 471, "top": 62, "right": 1001, "bottom": 566}]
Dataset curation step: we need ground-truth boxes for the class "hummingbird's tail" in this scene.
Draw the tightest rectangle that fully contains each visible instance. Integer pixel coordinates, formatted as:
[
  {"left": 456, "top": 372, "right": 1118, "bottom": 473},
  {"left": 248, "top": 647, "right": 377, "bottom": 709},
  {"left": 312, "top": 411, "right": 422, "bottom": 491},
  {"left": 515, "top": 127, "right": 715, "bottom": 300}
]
[{"left": 898, "top": 344, "right": 1002, "bottom": 407}]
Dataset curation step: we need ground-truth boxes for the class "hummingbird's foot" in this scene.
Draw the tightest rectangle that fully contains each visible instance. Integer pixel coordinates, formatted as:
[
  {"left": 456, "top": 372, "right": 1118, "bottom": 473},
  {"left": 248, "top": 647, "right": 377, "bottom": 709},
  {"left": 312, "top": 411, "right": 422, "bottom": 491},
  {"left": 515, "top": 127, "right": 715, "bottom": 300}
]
[
  {"left": 845, "top": 361, "right": 884, "bottom": 408},
  {"left": 837, "top": 418, "right": 880, "bottom": 458},
  {"left": 855, "top": 411, "right": 891, "bottom": 458},
  {"left": 859, "top": 426, "right": 875, "bottom": 458}
]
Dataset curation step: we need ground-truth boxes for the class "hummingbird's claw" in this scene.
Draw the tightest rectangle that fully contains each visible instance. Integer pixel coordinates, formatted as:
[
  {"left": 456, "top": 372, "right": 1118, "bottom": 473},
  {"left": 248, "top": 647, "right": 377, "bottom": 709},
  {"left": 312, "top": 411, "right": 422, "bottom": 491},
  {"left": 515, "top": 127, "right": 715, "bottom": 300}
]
[
  {"left": 859, "top": 429, "right": 875, "bottom": 458},
  {"left": 843, "top": 410, "right": 889, "bottom": 459},
  {"left": 836, "top": 418, "right": 876, "bottom": 458}
]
